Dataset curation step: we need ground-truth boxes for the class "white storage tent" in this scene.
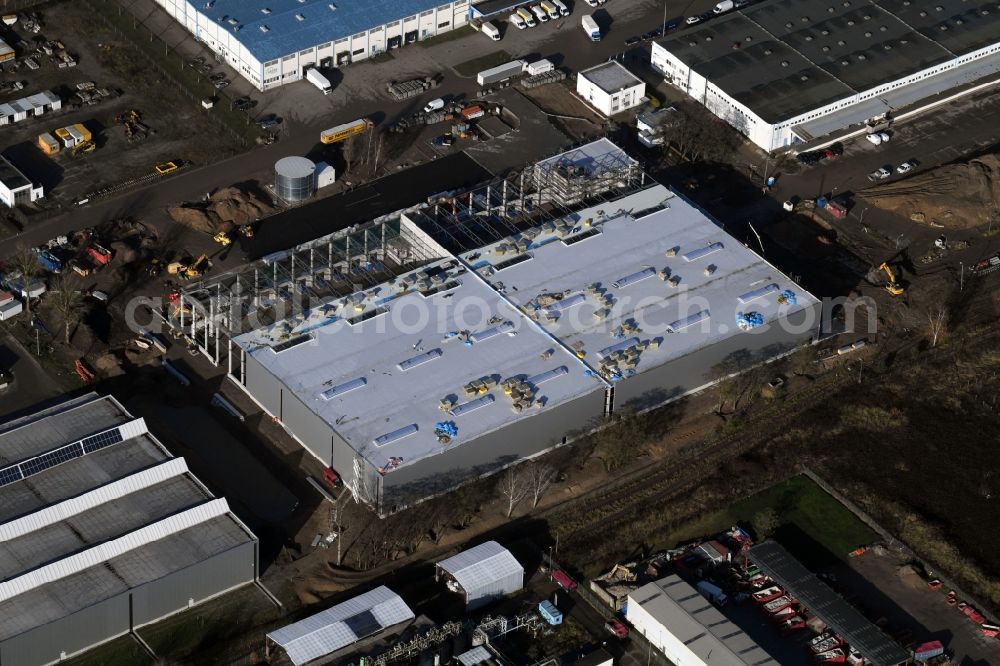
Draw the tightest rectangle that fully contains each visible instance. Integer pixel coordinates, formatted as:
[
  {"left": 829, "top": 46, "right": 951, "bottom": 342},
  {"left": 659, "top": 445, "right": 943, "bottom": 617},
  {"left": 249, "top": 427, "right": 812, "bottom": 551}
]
[
  {"left": 265, "top": 585, "right": 414, "bottom": 666},
  {"left": 436, "top": 541, "right": 523, "bottom": 610}
]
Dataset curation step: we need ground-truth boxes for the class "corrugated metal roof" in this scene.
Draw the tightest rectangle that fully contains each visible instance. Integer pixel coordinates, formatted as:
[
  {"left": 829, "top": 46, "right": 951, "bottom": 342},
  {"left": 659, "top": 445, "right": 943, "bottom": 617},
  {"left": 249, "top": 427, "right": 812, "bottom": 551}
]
[
  {"left": 456, "top": 645, "right": 496, "bottom": 665},
  {"left": 267, "top": 585, "right": 414, "bottom": 666},
  {"left": 747, "top": 541, "right": 910, "bottom": 666},
  {"left": 627, "top": 575, "right": 778, "bottom": 666},
  {"left": 198, "top": 0, "right": 455, "bottom": 62},
  {"left": 437, "top": 541, "right": 523, "bottom": 595},
  {"left": 0, "top": 457, "right": 189, "bottom": 542},
  {"left": 0, "top": 498, "right": 231, "bottom": 603}
]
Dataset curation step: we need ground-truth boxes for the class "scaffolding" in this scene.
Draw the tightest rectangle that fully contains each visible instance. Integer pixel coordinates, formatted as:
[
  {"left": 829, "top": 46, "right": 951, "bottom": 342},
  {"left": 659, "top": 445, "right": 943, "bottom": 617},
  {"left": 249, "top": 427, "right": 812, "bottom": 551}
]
[
  {"left": 168, "top": 138, "right": 652, "bottom": 377},
  {"left": 172, "top": 213, "right": 449, "bottom": 372}
]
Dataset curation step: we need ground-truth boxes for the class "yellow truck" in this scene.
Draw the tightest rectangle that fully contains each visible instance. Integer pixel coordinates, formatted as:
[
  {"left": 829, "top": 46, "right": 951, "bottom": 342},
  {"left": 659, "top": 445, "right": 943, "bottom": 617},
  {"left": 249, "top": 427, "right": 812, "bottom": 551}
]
[{"left": 320, "top": 118, "right": 373, "bottom": 144}]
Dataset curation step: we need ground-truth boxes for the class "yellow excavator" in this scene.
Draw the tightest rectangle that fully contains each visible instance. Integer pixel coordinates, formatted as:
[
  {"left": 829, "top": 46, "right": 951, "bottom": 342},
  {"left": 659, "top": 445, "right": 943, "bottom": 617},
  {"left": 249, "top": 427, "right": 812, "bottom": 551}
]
[
  {"left": 166, "top": 254, "right": 211, "bottom": 280},
  {"left": 878, "top": 262, "right": 905, "bottom": 296}
]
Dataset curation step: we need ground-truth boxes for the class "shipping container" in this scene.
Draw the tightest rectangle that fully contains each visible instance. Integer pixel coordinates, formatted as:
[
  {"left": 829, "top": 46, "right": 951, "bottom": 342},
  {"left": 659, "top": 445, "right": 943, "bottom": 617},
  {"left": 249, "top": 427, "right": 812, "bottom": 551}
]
[
  {"left": 72, "top": 122, "right": 92, "bottom": 143},
  {"left": 37, "top": 132, "right": 59, "bottom": 154},
  {"left": 476, "top": 60, "right": 526, "bottom": 86},
  {"left": 913, "top": 640, "right": 944, "bottom": 661},
  {"left": 538, "top": 600, "right": 563, "bottom": 625},
  {"left": 0, "top": 298, "right": 22, "bottom": 321},
  {"left": 54, "top": 126, "right": 74, "bottom": 147},
  {"left": 552, "top": 570, "right": 577, "bottom": 591}
]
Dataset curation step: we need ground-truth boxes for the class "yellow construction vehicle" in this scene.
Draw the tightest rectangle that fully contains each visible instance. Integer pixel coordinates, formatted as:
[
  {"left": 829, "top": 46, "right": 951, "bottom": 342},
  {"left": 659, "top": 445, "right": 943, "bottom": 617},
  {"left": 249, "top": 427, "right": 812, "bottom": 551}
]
[
  {"left": 213, "top": 230, "right": 232, "bottom": 246},
  {"left": 71, "top": 141, "right": 95, "bottom": 156},
  {"left": 608, "top": 563, "right": 637, "bottom": 582},
  {"left": 184, "top": 254, "right": 210, "bottom": 279},
  {"left": 878, "top": 262, "right": 905, "bottom": 296},
  {"left": 166, "top": 261, "right": 187, "bottom": 275}
]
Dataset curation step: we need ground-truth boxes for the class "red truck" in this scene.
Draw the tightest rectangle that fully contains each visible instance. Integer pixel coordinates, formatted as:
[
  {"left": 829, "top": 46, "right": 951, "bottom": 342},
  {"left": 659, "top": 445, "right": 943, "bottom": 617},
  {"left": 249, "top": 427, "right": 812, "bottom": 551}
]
[{"left": 552, "top": 569, "right": 577, "bottom": 591}]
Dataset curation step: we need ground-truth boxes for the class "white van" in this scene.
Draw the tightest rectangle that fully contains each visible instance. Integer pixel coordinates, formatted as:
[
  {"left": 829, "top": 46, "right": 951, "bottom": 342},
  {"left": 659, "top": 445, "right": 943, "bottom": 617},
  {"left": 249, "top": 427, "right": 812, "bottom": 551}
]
[
  {"left": 531, "top": 5, "right": 549, "bottom": 22},
  {"left": 552, "top": 0, "right": 570, "bottom": 15},
  {"left": 481, "top": 20, "right": 501, "bottom": 40},
  {"left": 540, "top": 1, "right": 560, "bottom": 19},
  {"left": 517, "top": 7, "right": 536, "bottom": 27},
  {"left": 423, "top": 98, "right": 445, "bottom": 113},
  {"left": 510, "top": 13, "right": 527, "bottom": 29}
]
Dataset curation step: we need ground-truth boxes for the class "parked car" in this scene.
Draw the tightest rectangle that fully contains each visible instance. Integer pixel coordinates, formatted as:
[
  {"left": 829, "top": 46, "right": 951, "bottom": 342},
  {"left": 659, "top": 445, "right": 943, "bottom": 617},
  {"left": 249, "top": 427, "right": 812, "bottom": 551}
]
[
  {"left": 188, "top": 56, "right": 204, "bottom": 67},
  {"left": 686, "top": 15, "right": 702, "bottom": 25},
  {"left": 867, "top": 167, "right": 892, "bottom": 181},
  {"left": 877, "top": 131, "right": 891, "bottom": 143},
  {"left": 209, "top": 72, "right": 226, "bottom": 82},
  {"left": 624, "top": 35, "right": 641, "bottom": 46},
  {"left": 214, "top": 79, "right": 230, "bottom": 89},
  {"left": 896, "top": 161, "right": 915, "bottom": 174},
  {"left": 259, "top": 116, "right": 280, "bottom": 129},
  {"left": 606, "top": 620, "right": 629, "bottom": 638},
  {"left": 865, "top": 133, "right": 883, "bottom": 146},
  {"left": 642, "top": 30, "right": 658, "bottom": 40}
]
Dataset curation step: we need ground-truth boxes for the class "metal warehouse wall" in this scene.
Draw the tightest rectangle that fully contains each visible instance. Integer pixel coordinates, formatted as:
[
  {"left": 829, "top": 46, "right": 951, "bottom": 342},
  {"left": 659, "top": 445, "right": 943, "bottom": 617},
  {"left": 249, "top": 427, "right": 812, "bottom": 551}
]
[
  {"left": 466, "top": 570, "right": 524, "bottom": 611},
  {"left": 613, "top": 303, "right": 822, "bottom": 410},
  {"left": 131, "top": 542, "right": 257, "bottom": 626},
  {"left": 0, "top": 594, "right": 129, "bottom": 666},
  {"left": 381, "top": 387, "right": 607, "bottom": 513},
  {"left": 243, "top": 352, "right": 341, "bottom": 468}
]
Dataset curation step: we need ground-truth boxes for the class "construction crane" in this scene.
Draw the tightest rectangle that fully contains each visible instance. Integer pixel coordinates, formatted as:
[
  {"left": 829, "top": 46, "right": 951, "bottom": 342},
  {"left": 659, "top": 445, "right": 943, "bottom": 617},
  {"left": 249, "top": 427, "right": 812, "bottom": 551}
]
[{"left": 878, "top": 261, "right": 905, "bottom": 296}]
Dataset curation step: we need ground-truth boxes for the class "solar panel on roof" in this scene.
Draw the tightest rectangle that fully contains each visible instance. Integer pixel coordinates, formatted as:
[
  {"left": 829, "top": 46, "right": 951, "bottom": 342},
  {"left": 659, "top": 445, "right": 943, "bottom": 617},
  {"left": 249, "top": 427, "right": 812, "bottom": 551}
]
[
  {"left": 20, "top": 443, "right": 84, "bottom": 476},
  {"left": 343, "top": 609, "right": 382, "bottom": 639},
  {"left": 81, "top": 428, "right": 124, "bottom": 453},
  {"left": 0, "top": 466, "right": 23, "bottom": 487}
]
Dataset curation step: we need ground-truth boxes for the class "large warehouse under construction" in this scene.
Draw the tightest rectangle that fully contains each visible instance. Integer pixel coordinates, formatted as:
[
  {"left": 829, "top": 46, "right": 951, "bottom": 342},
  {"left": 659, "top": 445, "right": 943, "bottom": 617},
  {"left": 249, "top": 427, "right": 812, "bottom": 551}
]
[
  {"left": 174, "top": 140, "right": 821, "bottom": 515},
  {"left": 0, "top": 394, "right": 259, "bottom": 666}
]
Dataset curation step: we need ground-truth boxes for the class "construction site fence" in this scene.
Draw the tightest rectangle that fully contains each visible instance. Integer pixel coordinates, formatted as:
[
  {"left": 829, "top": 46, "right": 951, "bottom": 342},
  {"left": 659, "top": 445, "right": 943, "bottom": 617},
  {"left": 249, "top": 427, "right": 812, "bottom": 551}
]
[{"left": 85, "top": 0, "right": 257, "bottom": 146}]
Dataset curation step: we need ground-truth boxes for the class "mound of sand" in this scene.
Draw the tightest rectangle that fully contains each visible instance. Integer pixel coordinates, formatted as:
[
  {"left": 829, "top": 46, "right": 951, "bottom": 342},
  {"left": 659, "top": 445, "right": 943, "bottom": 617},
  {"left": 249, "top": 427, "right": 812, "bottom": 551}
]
[
  {"left": 167, "top": 186, "right": 275, "bottom": 234},
  {"left": 858, "top": 153, "right": 1000, "bottom": 228}
]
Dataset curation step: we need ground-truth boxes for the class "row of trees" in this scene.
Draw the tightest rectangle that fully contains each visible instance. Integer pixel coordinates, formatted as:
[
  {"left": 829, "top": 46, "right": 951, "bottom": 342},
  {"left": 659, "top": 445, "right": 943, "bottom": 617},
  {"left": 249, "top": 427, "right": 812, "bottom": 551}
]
[{"left": 9, "top": 245, "right": 83, "bottom": 344}]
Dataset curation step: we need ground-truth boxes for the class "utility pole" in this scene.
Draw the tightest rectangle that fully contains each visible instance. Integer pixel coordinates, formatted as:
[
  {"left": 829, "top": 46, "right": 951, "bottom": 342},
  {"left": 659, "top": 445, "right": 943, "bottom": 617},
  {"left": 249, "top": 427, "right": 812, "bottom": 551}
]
[
  {"left": 748, "top": 222, "right": 765, "bottom": 257},
  {"left": 960, "top": 262, "right": 964, "bottom": 291}
]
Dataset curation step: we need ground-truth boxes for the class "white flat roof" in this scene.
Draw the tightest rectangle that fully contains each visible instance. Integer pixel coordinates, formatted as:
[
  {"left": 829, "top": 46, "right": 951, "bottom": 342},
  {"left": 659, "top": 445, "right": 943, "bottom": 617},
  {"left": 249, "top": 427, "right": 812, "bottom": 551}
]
[
  {"left": 233, "top": 259, "right": 604, "bottom": 472},
  {"left": 470, "top": 184, "right": 819, "bottom": 378}
]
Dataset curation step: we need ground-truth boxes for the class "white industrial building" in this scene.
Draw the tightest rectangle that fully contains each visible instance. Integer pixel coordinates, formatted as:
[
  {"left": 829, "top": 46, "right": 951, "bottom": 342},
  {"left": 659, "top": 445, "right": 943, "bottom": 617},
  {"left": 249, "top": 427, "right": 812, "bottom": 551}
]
[
  {"left": 0, "top": 394, "right": 259, "bottom": 666},
  {"left": 576, "top": 61, "right": 646, "bottom": 117},
  {"left": 173, "top": 140, "right": 821, "bottom": 516},
  {"left": 0, "top": 155, "right": 43, "bottom": 208},
  {"left": 152, "top": 0, "right": 473, "bottom": 91},
  {"left": 266, "top": 585, "right": 415, "bottom": 665},
  {"left": 651, "top": 0, "right": 1000, "bottom": 151},
  {"left": 0, "top": 90, "right": 61, "bottom": 126},
  {"left": 626, "top": 575, "right": 779, "bottom": 666},
  {"left": 436, "top": 541, "right": 524, "bottom": 609}
]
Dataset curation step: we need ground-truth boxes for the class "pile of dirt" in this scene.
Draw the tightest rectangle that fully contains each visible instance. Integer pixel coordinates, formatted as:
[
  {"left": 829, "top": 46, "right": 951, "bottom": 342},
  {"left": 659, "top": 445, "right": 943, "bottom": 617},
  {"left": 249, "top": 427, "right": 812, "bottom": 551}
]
[
  {"left": 858, "top": 153, "right": 1000, "bottom": 228},
  {"left": 858, "top": 154, "right": 1000, "bottom": 229},
  {"left": 167, "top": 186, "right": 275, "bottom": 234}
]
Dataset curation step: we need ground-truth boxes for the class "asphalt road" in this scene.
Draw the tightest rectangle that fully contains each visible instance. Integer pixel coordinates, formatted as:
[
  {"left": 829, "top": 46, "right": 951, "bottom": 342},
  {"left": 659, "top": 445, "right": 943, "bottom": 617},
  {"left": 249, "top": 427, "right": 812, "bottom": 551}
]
[{"left": 0, "top": 331, "right": 64, "bottom": 422}]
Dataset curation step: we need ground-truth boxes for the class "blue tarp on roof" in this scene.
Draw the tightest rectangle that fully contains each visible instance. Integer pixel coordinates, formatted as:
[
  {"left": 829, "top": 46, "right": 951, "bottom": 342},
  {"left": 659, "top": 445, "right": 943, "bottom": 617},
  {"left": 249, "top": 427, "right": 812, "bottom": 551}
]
[{"left": 203, "top": 0, "right": 453, "bottom": 62}]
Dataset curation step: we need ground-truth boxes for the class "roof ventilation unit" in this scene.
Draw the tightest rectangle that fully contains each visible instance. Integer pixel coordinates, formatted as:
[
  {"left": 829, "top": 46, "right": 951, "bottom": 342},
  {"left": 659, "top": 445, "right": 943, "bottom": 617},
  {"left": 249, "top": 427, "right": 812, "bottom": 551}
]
[
  {"left": 320, "top": 377, "right": 367, "bottom": 400},
  {"left": 612, "top": 267, "right": 656, "bottom": 288},
  {"left": 398, "top": 349, "right": 443, "bottom": 371},
  {"left": 469, "top": 321, "right": 515, "bottom": 343},
  {"left": 259, "top": 24, "right": 270, "bottom": 32},
  {"left": 449, "top": 395, "right": 495, "bottom": 417}
]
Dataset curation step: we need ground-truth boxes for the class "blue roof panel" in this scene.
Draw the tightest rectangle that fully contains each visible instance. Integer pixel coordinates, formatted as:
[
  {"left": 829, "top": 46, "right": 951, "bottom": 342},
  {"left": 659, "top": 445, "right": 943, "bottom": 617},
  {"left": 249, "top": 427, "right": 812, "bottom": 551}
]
[{"left": 205, "top": 0, "right": 454, "bottom": 62}]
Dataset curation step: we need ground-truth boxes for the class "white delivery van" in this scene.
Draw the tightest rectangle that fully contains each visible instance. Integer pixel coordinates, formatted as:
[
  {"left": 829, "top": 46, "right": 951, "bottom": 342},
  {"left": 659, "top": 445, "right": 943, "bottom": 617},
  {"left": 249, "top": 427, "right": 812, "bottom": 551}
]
[
  {"left": 517, "top": 7, "right": 537, "bottom": 27},
  {"left": 423, "top": 98, "right": 446, "bottom": 113},
  {"left": 510, "top": 13, "right": 527, "bottom": 29},
  {"left": 541, "top": 1, "right": 560, "bottom": 19},
  {"left": 552, "top": 0, "right": 570, "bottom": 15},
  {"left": 531, "top": 5, "right": 549, "bottom": 22},
  {"left": 713, "top": 0, "right": 735, "bottom": 14},
  {"left": 481, "top": 20, "right": 501, "bottom": 40}
]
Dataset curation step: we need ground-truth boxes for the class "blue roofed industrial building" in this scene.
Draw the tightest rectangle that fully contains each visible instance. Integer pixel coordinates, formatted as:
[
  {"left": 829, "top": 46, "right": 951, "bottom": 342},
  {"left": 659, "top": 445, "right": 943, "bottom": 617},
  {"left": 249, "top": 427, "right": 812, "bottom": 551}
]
[{"left": 153, "top": 0, "right": 475, "bottom": 90}]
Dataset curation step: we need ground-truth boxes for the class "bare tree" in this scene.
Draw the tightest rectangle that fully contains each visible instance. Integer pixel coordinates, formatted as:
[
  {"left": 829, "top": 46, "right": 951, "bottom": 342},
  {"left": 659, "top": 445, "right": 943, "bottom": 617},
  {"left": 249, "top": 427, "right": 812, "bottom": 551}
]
[
  {"left": 341, "top": 133, "right": 362, "bottom": 175},
  {"left": 496, "top": 466, "right": 530, "bottom": 518},
  {"left": 48, "top": 275, "right": 82, "bottom": 345},
  {"left": 925, "top": 305, "right": 949, "bottom": 348},
  {"left": 526, "top": 463, "right": 556, "bottom": 508},
  {"left": 9, "top": 245, "right": 39, "bottom": 314}
]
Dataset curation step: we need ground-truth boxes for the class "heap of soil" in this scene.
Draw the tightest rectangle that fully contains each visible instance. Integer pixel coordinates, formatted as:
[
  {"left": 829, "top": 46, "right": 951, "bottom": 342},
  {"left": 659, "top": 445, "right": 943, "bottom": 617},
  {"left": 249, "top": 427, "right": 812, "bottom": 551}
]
[
  {"left": 857, "top": 153, "right": 1000, "bottom": 228},
  {"left": 167, "top": 186, "right": 275, "bottom": 234}
]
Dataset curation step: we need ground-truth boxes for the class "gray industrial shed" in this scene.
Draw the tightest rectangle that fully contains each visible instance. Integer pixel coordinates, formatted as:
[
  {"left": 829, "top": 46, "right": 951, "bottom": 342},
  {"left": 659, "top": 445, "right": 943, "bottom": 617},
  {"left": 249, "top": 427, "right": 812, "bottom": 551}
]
[
  {"left": 0, "top": 393, "right": 259, "bottom": 666},
  {"left": 176, "top": 139, "right": 820, "bottom": 518},
  {"left": 266, "top": 585, "right": 414, "bottom": 665},
  {"left": 436, "top": 541, "right": 524, "bottom": 610}
]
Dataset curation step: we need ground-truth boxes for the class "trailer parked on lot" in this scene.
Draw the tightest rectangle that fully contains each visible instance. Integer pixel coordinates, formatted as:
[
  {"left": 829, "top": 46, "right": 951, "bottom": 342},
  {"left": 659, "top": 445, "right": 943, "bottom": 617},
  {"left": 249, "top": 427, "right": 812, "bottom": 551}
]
[
  {"left": 539, "top": 600, "right": 563, "bottom": 625},
  {"left": 320, "top": 118, "right": 373, "bottom": 144},
  {"left": 306, "top": 68, "right": 332, "bottom": 94},
  {"left": 477, "top": 60, "right": 526, "bottom": 86}
]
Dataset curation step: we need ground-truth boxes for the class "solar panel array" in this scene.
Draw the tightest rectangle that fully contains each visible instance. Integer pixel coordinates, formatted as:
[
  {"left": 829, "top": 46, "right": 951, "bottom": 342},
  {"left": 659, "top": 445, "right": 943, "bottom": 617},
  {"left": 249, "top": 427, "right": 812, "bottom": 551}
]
[{"left": 0, "top": 425, "right": 125, "bottom": 489}]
